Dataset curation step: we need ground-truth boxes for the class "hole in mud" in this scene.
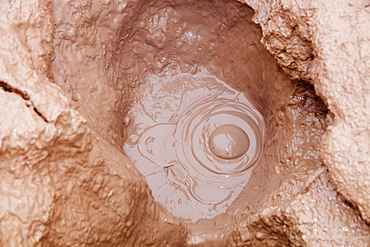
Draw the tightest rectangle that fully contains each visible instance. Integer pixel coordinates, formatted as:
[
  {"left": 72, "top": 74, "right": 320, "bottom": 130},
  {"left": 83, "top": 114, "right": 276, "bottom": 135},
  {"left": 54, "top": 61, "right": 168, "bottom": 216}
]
[
  {"left": 119, "top": 0, "right": 267, "bottom": 222},
  {"left": 52, "top": 0, "right": 331, "bottom": 231}
]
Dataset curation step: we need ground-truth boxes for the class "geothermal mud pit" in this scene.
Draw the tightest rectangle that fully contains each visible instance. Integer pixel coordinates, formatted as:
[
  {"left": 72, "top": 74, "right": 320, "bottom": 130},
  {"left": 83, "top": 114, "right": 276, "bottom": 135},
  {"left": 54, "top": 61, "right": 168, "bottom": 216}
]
[
  {"left": 119, "top": 0, "right": 266, "bottom": 222},
  {"left": 1, "top": 0, "right": 369, "bottom": 245},
  {"left": 51, "top": 0, "right": 369, "bottom": 244}
]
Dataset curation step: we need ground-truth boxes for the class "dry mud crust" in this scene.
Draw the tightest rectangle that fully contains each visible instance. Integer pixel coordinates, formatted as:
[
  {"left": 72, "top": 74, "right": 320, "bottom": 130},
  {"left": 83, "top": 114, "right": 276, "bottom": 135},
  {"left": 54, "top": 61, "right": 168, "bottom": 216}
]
[{"left": 241, "top": 0, "right": 370, "bottom": 224}]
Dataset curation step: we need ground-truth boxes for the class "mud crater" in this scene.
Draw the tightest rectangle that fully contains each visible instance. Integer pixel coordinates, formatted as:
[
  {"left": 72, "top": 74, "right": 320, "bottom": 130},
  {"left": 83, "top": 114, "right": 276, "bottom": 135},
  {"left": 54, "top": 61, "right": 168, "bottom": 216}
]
[
  {"left": 117, "top": 0, "right": 269, "bottom": 222},
  {"left": 115, "top": 0, "right": 328, "bottom": 223},
  {"left": 52, "top": 0, "right": 335, "bottom": 241}
]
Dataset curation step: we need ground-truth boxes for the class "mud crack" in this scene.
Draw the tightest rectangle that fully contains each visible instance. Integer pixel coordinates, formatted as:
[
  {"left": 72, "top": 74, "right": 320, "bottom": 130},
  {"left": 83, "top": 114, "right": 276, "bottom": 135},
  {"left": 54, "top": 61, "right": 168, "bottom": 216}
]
[{"left": 0, "top": 80, "right": 49, "bottom": 123}]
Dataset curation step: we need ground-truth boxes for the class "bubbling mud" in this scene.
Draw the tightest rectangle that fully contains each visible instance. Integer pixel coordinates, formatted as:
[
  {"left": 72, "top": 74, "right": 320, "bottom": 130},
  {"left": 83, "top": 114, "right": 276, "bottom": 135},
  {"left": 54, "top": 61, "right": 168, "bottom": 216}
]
[
  {"left": 209, "top": 124, "right": 250, "bottom": 160},
  {"left": 124, "top": 72, "right": 264, "bottom": 221}
]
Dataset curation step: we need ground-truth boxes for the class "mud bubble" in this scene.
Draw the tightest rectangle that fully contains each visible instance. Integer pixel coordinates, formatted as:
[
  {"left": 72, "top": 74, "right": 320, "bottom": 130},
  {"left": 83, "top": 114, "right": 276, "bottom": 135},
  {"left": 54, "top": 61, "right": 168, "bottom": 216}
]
[{"left": 209, "top": 124, "right": 250, "bottom": 160}]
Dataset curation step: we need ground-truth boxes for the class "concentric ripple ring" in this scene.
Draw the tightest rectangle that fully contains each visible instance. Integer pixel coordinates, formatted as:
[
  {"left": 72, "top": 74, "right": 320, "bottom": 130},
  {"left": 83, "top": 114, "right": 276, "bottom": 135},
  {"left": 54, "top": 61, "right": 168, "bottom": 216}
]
[{"left": 175, "top": 96, "right": 264, "bottom": 177}]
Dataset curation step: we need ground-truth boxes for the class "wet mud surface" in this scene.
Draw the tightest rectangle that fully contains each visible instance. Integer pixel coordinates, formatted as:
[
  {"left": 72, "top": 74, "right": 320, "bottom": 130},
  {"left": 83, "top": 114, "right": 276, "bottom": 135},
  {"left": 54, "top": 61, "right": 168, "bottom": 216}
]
[
  {"left": 124, "top": 72, "right": 264, "bottom": 221},
  {"left": 120, "top": 0, "right": 266, "bottom": 222}
]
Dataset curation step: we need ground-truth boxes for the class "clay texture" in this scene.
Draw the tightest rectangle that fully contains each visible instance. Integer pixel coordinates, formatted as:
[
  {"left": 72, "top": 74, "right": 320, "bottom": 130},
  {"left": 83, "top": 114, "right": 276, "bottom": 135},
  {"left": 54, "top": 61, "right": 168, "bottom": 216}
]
[
  {"left": 0, "top": 0, "right": 186, "bottom": 246},
  {"left": 0, "top": 0, "right": 369, "bottom": 246},
  {"left": 241, "top": 0, "right": 370, "bottom": 224}
]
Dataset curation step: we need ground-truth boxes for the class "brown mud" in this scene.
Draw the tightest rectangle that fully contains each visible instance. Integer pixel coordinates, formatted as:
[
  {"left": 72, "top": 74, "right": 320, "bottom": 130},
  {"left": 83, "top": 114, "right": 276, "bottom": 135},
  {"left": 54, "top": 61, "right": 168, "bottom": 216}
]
[
  {"left": 52, "top": 0, "right": 370, "bottom": 244},
  {"left": 0, "top": 0, "right": 369, "bottom": 245},
  {"left": 124, "top": 72, "right": 264, "bottom": 222}
]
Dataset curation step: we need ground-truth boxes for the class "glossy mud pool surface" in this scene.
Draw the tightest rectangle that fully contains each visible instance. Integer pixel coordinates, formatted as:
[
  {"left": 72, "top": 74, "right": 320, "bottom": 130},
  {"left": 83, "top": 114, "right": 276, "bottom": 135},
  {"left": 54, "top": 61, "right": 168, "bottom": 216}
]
[{"left": 124, "top": 72, "right": 264, "bottom": 221}]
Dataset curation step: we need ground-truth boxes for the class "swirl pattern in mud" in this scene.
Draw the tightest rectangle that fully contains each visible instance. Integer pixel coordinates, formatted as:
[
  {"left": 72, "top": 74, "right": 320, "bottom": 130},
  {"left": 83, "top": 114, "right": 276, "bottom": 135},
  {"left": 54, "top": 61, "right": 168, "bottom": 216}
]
[{"left": 124, "top": 71, "right": 264, "bottom": 221}]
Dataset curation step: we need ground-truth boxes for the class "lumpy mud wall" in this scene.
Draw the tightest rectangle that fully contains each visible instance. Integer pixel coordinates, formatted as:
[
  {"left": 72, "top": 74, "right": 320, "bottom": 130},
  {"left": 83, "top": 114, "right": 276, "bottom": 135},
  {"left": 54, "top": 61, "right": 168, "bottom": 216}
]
[{"left": 0, "top": 0, "right": 369, "bottom": 246}]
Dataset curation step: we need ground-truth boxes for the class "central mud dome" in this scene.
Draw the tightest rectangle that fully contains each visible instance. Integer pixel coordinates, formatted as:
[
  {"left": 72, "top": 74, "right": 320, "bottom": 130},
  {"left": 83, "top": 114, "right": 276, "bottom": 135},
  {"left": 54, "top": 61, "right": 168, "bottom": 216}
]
[{"left": 120, "top": 0, "right": 265, "bottom": 222}]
